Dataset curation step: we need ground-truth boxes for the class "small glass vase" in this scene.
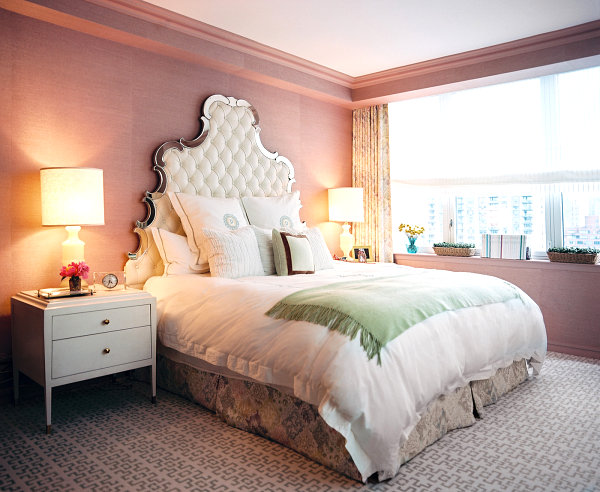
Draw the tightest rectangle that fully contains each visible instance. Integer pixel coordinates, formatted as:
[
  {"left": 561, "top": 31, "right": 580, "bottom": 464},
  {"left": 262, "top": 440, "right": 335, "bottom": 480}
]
[
  {"left": 406, "top": 236, "right": 418, "bottom": 254},
  {"left": 69, "top": 276, "right": 81, "bottom": 292}
]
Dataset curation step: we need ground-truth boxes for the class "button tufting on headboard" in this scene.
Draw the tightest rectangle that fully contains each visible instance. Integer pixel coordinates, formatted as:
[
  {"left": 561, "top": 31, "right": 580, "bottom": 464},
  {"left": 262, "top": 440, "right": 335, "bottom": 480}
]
[{"left": 125, "top": 95, "right": 295, "bottom": 288}]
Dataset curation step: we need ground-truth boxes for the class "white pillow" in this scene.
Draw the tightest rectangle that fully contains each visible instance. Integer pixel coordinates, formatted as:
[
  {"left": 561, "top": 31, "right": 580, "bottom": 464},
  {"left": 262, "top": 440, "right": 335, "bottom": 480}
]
[
  {"left": 149, "top": 227, "right": 197, "bottom": 276},
  {"left": 279, "top": 226, "right": 334, "bottom": 271},
  {"left": 241, "top": 191, "right": 303, "bottom": 230},
  {"left": 303, "top": 227, "right": 334, "bottom": 270},
  {"left": 168, "top": 193, "right": 248, "bottom": 272},
  {"left": 200, "top": 227, "right": 264, "bottom": 279},
  {"left": 250, "top": 226, "right": 276, "bottom": 275},
  {"left": 272, "top": 229, "right": 315, "bottom": 276}
]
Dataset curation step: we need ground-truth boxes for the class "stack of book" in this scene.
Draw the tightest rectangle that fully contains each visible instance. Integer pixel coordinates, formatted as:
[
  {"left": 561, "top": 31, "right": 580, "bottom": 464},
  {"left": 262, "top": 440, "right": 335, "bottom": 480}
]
[{"left": 481, "top": 234, "right": 528, "bottom": 260}]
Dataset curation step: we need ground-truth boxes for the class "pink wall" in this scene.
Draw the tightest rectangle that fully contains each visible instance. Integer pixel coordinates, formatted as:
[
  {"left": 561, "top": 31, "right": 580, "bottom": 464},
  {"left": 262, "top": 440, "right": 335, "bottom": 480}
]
[
  {"left": 394, "top": 254, "right": 600, "bottom": 359},
  {"left": 1, "top": 1, "right": 598, "bottom": 367},
  {"left": 0, "top": 10, "right": 352, "bottom": 357}
]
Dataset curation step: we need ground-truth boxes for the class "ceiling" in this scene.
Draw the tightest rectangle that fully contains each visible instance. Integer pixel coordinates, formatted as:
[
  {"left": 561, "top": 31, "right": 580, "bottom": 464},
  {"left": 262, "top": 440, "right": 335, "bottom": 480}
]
[{"left": 140, "top": 0, "right": 600, "bottom": 77}]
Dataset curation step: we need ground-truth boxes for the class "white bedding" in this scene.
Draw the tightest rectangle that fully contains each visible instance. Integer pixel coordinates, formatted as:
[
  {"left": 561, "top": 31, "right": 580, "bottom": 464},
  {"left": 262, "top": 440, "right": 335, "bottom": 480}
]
[{"left": 144, "top": 262, "right": 546, "bottom": 481}]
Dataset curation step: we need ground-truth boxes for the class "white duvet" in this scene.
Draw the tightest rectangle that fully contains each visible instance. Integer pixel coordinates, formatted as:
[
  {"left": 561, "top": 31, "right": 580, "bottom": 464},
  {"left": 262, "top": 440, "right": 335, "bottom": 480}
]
[{"left": 144, "top": 262, "right": 546, "bottom": 481}]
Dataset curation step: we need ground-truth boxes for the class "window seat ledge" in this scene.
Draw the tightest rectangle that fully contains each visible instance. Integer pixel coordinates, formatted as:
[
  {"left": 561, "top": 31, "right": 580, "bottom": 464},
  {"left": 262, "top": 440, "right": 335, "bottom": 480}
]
[{"left": 394, "top": 252, "right": 600, "bottom": 273}]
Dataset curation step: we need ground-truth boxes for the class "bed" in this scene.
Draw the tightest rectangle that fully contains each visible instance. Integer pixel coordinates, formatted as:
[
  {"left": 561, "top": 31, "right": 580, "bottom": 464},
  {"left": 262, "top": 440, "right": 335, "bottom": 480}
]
[{"left": 125, "top": 94, "right": 547, "bottom": 482}]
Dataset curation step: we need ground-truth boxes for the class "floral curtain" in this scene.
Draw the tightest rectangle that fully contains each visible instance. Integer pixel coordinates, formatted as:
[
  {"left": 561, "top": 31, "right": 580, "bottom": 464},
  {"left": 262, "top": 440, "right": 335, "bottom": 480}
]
[{"left": 352, "top": 105, "right": 392, "bottom": 262}]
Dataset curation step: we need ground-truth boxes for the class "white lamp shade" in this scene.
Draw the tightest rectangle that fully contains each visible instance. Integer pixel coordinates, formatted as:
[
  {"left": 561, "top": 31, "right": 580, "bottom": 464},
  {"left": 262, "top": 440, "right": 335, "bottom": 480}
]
[
  {"left": 41, "top": 168, "right": 105, "bottom": 226},
  {"left": 328, "top": 187, "right": 364, "bottom": 223}
]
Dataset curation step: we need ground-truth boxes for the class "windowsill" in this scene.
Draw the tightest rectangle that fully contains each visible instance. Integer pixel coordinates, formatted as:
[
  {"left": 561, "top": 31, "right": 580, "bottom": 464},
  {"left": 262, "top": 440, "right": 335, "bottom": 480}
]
[{"left": 394, "top": 252, "right": 600, "bottom": 273}]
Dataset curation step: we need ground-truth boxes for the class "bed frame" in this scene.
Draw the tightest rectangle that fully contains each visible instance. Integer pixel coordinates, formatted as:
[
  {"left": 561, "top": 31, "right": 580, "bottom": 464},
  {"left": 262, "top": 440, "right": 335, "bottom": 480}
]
[
  {"left": 125, "top": 94, "right": 295, "bottom": 289},
  {"left": 125, "top": 95, "right": 529, "bottom": 481}
]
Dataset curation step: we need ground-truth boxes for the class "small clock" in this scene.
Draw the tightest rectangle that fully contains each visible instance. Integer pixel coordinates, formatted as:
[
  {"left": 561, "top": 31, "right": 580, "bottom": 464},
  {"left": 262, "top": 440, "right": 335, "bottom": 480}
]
[
  {"left": 103, "top": 273, "right": 118, "bottom": 289},
  {"left": 93, "top": 271, "right": 126, "bottom": 291}
]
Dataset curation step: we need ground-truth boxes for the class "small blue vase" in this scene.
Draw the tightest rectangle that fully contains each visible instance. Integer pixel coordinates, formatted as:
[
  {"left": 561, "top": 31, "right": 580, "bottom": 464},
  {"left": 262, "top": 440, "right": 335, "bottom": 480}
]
[{"left": 406, "top": 236, "right": 418, "bottom": 254}]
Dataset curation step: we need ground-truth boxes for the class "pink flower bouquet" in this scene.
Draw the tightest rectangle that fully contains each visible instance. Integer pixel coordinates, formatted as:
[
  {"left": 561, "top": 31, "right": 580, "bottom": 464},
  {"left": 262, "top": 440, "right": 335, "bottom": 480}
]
[{"left": 60, "top": 261, "right": 90, "bottom": 280}]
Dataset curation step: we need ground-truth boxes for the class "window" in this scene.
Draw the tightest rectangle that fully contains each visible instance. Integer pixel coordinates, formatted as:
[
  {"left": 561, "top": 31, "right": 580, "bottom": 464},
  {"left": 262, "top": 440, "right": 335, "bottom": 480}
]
[
  {"left": 390, "top": 66, "right": 600, "bottom": 255},
  {"left": 562, "top": 186, "right": 600, "bottom": 248},
  {"left": 453, "top": 185, "right": 546, "bottom": 252}
]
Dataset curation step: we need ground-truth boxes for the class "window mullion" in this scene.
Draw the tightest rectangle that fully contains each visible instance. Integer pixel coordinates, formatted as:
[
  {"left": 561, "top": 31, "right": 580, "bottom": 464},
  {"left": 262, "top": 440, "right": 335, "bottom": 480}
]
[
  {"left": 545, "top": 186, "right": 563, "bottom": 249},
  {"left": 444, "top": 195, "right": 456, "bottom": 243},
  {"left": 541, "top": 75, "right": 563, "bottom": 251}
]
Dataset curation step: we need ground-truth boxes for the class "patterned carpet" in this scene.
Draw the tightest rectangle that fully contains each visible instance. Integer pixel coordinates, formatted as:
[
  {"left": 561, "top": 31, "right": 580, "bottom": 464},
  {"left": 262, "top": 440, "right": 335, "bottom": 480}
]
[{"left": 0, "top": 352, "right": 598, "bottom": 492}]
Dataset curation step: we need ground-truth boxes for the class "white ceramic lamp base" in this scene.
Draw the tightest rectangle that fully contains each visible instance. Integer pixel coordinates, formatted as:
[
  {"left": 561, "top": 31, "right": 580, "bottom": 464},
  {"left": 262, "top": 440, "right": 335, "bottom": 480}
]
[
  {"left": 339, "top": 223, "right": 354, "bottom": 259},
  {"left": 62, "top": 225, "right": 85, "bottom": 266}
]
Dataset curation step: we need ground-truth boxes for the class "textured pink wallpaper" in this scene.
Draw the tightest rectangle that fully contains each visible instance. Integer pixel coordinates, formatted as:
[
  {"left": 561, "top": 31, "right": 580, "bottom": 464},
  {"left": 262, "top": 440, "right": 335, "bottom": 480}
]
[{"left": 0, "top": 11, "right": 352, "bottom": 355}]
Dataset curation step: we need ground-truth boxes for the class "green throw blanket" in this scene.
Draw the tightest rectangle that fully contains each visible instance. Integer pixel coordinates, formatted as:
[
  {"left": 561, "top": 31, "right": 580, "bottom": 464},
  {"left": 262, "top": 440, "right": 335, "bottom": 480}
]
[{"left": 266, "top": 269, "right": 523, "bottom": 364}]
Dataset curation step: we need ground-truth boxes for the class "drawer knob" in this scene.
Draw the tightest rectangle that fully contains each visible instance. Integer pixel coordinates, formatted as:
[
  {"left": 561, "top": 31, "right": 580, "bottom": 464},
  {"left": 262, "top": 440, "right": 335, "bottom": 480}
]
[
  {"left": 103, "top": 347, "right": 111, "bottom": 354},
  {"left": 102, "top": 319, "right": 110, "bottom": 325}
]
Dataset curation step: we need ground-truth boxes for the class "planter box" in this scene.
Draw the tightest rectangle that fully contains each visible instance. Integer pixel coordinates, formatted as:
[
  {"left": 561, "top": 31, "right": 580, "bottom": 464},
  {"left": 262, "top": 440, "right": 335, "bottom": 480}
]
[
  {"left": 547, "top": 252, "right": 599, "bottom": 264},
  {"left": 433, "top": 247, "right": 475, "bottom": 257}
]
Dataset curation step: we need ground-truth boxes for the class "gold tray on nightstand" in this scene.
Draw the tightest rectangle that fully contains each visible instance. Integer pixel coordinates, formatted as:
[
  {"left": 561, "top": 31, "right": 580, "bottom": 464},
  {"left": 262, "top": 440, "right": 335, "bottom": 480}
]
[{"left": 36, "top": 287, "right": 94, "bottom": 299}]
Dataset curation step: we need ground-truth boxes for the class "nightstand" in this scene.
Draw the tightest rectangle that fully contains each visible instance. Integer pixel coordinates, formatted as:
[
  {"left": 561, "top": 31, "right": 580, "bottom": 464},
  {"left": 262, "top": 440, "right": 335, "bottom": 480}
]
[{"left": 11, "top": 289, "right": 157, "bottom": 434}]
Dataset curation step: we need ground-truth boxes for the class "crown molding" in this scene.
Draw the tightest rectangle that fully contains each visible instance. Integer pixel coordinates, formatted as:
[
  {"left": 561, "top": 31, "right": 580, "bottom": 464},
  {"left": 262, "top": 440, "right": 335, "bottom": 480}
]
[
  {"left": 89, "top": 3, "right": 600, "bottom": 97},
  {"left": 64, "top": 3, "right": 600, "bottom": 107},
  {"left": 1, "top": 0, "right": 353, "bottom": 106},
  {"left": 353, "top": 20, "right": 600, "bottom": 89},
  {"left": 85, "top": 0, "right": 354, "bottom": 88},
  {"left": 3, "top": 0, "right": 599, "bottom": 108}
]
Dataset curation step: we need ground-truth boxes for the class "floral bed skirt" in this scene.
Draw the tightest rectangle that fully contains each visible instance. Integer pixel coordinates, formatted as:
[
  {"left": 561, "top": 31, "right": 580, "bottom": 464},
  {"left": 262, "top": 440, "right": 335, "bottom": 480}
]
[{"left": 155, "top": 354, "right": 528, "bottom": 481}]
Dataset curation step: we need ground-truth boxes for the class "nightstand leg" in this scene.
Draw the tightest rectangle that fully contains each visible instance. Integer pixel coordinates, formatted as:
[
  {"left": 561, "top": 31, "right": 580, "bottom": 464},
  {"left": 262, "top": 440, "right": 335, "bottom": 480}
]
[
  {"left": 151, "top": 363, "right": 156, "bottom": 404},
  {"left": 12, "top": 364, "right": 19, "bottom": 405},
  {"left": 45, "top": 386, "right": 52, "bottom": 433}
]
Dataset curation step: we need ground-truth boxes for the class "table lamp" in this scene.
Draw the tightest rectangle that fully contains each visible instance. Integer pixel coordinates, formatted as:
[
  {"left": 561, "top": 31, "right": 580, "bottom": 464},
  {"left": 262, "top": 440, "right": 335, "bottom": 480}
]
[
  {"left": 40, "top": 167, "right": 105, "bottom": 265},
  {"left": 328, "top": 187, "right": 364, "bottom": 259}
]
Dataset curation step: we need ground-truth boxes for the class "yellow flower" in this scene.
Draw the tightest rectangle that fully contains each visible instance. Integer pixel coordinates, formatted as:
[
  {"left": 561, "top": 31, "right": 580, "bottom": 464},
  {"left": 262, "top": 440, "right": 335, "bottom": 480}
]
[{"left": 398, "top": 223, "right": 425, "bottom": 237}]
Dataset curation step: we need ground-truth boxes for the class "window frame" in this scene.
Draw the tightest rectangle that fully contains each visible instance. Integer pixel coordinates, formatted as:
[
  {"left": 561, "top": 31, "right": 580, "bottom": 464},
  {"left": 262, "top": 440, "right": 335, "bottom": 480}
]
[
  {"left": 429, "top": 188, "right": 564, "bottom": 258},
  {"left": 390, "top": 65, "right": 600, "bottom": 257}
]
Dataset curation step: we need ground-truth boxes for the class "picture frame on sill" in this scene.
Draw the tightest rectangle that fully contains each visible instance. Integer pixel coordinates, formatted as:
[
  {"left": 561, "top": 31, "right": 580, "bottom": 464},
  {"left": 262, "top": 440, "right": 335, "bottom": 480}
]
[{"left": 351, "top": 245, "right": 373, "bottom": 263}]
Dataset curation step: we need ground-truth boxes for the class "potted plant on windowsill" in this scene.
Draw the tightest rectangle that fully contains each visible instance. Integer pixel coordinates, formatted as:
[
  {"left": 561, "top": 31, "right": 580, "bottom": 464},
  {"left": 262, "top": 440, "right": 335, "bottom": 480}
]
[
  {"left": 546, "top": 247, "right": 599, "bottom": 264},
  {"left": 433, "top": 242, "right": 476, "bottom": 257}
]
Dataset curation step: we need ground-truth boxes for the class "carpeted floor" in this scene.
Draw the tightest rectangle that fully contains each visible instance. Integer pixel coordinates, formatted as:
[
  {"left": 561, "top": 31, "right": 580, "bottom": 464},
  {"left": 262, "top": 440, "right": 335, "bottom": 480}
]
[{"left": 0, "top": 352, "right": 598, "bottom": 491}]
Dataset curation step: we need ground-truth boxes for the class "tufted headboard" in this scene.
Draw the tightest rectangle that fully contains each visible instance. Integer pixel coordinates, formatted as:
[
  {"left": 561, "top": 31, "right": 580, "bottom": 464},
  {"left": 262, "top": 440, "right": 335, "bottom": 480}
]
[{"left": 125, "top": 95, "right": 296, "bottom": 288}]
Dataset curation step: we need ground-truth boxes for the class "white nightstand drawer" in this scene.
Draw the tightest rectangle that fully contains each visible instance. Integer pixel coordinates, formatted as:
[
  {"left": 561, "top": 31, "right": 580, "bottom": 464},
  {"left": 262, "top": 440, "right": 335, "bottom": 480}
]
[
  {"left": 53, "top": 305, "right": 151, "bottom": 340},
  {"left": 52, "top": 325, "right": 152, "bottom": 378}
]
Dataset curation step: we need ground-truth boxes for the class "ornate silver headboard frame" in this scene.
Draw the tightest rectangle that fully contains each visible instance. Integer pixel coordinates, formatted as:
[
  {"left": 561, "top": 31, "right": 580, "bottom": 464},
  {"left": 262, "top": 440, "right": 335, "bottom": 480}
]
[{"left": 125, "top": 95, "right": 296, "bottom": 288}]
